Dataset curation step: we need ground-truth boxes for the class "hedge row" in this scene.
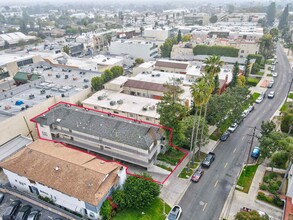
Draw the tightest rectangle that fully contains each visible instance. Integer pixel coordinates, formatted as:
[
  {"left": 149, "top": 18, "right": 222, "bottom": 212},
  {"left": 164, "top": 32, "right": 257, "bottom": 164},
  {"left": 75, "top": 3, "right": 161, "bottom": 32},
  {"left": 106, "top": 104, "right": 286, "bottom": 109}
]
[{"left": 193, "top": 45, "right": 239, "bottom": 57}]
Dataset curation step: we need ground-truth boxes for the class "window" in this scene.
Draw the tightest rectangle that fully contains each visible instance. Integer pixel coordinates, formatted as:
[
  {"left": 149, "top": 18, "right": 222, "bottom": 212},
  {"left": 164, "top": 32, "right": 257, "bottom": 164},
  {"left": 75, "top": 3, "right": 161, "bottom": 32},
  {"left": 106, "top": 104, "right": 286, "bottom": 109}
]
[
  {"left": 241, "top": 50, "right": 244, "bottom": 53},
  {"left": 41, "top": 131, "right": 48, "bottom": 136},
  {"left": 129, "top": 113, "right": 134, "bottom": 117},
  {"left": 94, "top": 106, "right": 97, "bottom": 109},
  {"left": 114, "top": 111, "right": 119, "bottom": 114},
  {"left": 146, "top": 117, "right": 150, "bottom": 121}
]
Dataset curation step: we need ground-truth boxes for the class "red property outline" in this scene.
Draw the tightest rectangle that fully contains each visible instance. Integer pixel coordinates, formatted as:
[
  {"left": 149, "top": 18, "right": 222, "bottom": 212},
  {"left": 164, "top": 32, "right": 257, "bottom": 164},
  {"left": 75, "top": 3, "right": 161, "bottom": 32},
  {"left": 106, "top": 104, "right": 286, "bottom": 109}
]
[{"left": 30, "top": 101, "right": 188, "bottom": 185}]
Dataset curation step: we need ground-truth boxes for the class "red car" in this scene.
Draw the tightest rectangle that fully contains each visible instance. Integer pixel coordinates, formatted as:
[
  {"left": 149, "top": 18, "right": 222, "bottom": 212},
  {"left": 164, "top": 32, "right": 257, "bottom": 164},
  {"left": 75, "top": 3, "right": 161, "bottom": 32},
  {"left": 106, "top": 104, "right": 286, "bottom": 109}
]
[{"left": 191, "top": 169, "right": 204, "bottom": 182}]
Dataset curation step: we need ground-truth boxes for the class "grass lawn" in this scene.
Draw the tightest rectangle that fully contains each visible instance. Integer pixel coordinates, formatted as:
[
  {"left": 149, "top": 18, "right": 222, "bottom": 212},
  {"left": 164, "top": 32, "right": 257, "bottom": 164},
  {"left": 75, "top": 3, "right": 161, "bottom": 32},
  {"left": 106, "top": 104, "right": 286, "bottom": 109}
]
[
  {"left": 280, "top": 102, "right": 289, "bottom": 112},
  {"left": 113, "top": 198, "right": 171, "bottom": 220},
  {"left": 267, "top": 73, "right": 273, "bottom": 77},
  {"left": 256, "top": 71, "right": 264, "bottom": 76},
  {"left": 157, "top": 148, "right": 185, "bottom": 166},
  {"left": 237, "top": 164, "right": 259, "bottom": 193},
  {"left": 179, "top": 162, "right": 199, "bottom": 179},
  {"left": 251, "top": 92, "right": 260, "bottom": 102},
  {"left": 156, "top": 164, "right": 172, "bottom": 172},
  {"left": 289, "top": 93, "right": 293, "bottom": 99},
  {"left": 246, "top": 77, "right": 261, "bottom": 86}
]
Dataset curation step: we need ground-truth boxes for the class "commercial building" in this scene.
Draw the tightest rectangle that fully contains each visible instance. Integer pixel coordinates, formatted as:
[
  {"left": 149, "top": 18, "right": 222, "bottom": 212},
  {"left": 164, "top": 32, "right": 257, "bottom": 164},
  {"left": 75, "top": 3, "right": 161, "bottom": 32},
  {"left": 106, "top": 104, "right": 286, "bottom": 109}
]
[
  {"left": 0, "top": 139, "right": 126, "bottom": 220},
  {"left": 31, "top": 102, "right": 164, "bottom": 169},
  {"left": 0, "top": 32, "right": 36, "bottom": 48},
  {"left": 184, "top": 13, "right": 210, "bottom": 26},
  {"left": 143, "top": 27, "right": 174, "bottom": 41},
  {"left": 109, "top": 40, "right": 159, "bottom": 61}
]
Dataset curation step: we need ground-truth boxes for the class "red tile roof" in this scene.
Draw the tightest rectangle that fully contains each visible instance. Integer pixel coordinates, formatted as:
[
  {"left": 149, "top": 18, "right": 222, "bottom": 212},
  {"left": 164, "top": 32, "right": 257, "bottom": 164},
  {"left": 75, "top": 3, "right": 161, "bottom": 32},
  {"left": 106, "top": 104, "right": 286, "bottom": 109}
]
[
  {"left": 124, "top": 79, "right": 166, "bottom": 92},
  {"left": 155, "top": 60, "right": 189, "bottom": 70}
]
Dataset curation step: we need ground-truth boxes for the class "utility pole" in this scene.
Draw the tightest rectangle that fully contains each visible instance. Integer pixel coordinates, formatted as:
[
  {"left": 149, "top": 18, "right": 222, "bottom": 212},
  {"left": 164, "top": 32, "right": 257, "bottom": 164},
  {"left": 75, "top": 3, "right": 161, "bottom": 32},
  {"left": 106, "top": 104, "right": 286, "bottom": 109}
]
[{"left": 246, "top": 126, "right": 257, "bottom": 165}]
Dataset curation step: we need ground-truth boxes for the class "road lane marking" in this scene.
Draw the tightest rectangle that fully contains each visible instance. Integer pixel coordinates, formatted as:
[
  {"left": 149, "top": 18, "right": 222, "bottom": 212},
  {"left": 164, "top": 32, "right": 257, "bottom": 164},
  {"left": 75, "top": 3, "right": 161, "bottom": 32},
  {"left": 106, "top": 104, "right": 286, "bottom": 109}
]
[
  {"left": 214, "top": 180, "right": 219, "bottom": 187},
  {"left": 233, "top": 148, "right": 236, "bottom": 153},
  {"left": 203, "top": 203, "right": 207, "bottom": 211},
  {"left": 224, "top": 163, "right": 228, "bottom": 168}
]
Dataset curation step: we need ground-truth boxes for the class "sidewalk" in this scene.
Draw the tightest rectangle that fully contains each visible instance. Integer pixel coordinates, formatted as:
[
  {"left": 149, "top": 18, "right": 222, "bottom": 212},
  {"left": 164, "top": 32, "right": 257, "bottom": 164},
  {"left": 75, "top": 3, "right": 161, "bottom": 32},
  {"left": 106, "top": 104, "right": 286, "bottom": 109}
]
[
  {"left": 160, "top": 139, "right": 218, "bottom": 207},
  {"left": 221, "top": 165, "right": 283, "bottom": 220}
]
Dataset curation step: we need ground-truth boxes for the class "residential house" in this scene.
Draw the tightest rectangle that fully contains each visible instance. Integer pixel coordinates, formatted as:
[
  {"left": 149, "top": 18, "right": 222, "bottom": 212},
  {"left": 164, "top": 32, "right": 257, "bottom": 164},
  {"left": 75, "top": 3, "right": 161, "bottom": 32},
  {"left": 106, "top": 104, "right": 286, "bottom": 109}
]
[{"left": 0, "top": 139, "right": 126, "bottom": 220}]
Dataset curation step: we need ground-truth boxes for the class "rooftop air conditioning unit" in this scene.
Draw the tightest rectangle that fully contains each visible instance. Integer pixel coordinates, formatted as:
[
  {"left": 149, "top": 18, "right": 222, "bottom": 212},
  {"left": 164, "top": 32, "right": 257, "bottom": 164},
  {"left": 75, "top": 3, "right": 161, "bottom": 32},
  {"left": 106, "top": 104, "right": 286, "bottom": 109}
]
[
  {"left": 110, "top": 101, "right": 116, "bottom": 106},
  {"left": 98, "top": 96, "right": 104, "bottom": 100},
  {"left": 117, "top": 99, "right": 123, "bottom": 104},
  {"left": 142, "top": 106, "right": 148, "bottom": 111}
]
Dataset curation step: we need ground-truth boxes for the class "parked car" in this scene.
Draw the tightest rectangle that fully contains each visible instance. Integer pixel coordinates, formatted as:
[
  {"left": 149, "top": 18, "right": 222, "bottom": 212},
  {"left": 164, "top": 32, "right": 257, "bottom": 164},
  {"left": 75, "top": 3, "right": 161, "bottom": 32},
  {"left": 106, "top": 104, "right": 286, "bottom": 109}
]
[
  {"left": 228, "top": 123, "right": 238, "bottom": 132},
  {"left": 202, "top": 152, "right": 216, "bottom": 168},
  {"left": 268, "top": 91, "right": 275, "bottom": 99},
  {"left": 191, "top": 169, "right": 204, "bottom": 182},
  {"left": 27, "top": 210, "right": 41, "bottom": 220},
  {"left": 251, "top": 146, "right": 260, "bottom": 159},
  {"left": 166, "top": 205, "right": 182, "bottom": 220},
  {"left": 15, "top": 205, "right": 32, "bottom": 220},
  {"left": 242, "top": 109, "right": 249, "bottom": 118},
  {"left": 247, "top": 105, "right": 255, "bottom": 113},
  {"left": 272, "top": 72, "right": 278, "bottom": 77},
  {"left": 2, "top": 200, "right": 22, "bottom": 220},
  {"left": 220, "top": 131, "right": 230, "bottom": 141},
  {"left": 0, "top": 192, "right": 4, "bottom": 204},
  {"left": 267, "top": 81, "right": 274, "bottom": 88},
  {"left": 255, "top": 96, "right": 264, "bottom": 104}
]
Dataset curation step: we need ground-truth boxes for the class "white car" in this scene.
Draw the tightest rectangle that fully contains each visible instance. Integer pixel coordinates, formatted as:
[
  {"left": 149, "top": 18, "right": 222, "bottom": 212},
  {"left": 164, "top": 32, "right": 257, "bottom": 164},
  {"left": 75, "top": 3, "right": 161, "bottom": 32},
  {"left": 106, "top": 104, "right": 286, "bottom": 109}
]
[
  {"left": 242, "top": 109, "right": 249, "bottom": 118},
  {"left": 228, "top": 123, "right": 238, "bottom": 133},
  {"left": 268, "top": 91, "right": 275, "bottom": 99},
  {"left": 166, "top": 205, "right": 182, "bottom": 220},
  {"left": 255, "top": 96, "right": 264, "bottom": 103},
  {"left": 247, "top": 105, "right": 255, "bottom": 113},
  {"left": 272, "top": 72, "right": 278, "bottom": 77}
]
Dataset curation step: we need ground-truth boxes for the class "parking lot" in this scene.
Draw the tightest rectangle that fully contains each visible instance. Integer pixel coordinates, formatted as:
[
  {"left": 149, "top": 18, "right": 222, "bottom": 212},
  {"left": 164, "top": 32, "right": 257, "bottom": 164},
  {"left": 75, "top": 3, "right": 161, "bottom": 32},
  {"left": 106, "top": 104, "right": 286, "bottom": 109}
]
[{"left": 0, "top": 192, "right": 67, "bottom": 220}]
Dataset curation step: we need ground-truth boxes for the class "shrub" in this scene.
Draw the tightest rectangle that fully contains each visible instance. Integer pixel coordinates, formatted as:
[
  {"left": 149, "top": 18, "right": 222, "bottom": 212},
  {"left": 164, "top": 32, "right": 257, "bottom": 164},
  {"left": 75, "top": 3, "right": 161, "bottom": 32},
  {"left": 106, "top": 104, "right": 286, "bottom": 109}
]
[
  {"left": 257, "top": 192, "right": 267, "bottom": 201},
  {"left": 273, "top": 195, "right": 284, "bottom": 207},
  {"left": 100, "top": 200, "right": 112, "bottom": 220},
  {"left": 268, "top": 182, "right": 279, "bottom": 194},
  {"left": 246, "top": 77, "right": 260, "bottom": 86},
  {"left": 263, "top": 176, "right": 269, "bottom": 183},
  {"left": 277, "top": 180, "right": 282, "bottom": 187},
  {"left": 260, "top": 184, "right": 268, "bottom": 190},
  {"left": 112, "top": 190, "right": 126, "bottom": 210},
  {"left": 269, "top": 172, "right": 277, "bottom": 179},
  {"left": 193, "top": 45, "right": 239, "bottom": 57},
  {"left": 247, "top": 54, "right": 263, "bottom": 65}
]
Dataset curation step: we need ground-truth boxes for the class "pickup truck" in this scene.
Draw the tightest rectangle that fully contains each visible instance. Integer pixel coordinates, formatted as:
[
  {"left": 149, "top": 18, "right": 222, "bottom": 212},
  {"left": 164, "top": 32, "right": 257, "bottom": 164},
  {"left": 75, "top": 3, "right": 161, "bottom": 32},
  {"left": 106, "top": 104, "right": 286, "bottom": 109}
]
[{"left": 202, "top": 152, "right": 215, "bottom": 168}]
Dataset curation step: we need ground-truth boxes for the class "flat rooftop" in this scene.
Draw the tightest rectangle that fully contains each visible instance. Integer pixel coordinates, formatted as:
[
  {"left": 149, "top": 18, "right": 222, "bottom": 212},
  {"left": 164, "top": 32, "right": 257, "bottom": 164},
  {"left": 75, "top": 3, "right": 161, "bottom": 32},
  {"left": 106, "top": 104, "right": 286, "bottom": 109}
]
[
  {"left": 82, "top": 89, "right": 160, "bottom": 119},
  {"left": 0, "top": 135, "right": 32, "bottom": 161},
  {"left": 0, "top": 53, "right": 37, "bottom": 66}
]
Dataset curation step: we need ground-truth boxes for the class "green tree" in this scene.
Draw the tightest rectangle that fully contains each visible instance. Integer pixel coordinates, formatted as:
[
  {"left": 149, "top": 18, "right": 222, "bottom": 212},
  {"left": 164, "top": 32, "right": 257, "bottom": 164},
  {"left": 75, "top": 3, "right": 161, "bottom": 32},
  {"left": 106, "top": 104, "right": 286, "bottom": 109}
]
[
  {"left": 209, "top": 15, "right": 218, "bottom": 23},
  {"left": 281, "top": 113, "right": 293, "bottom": 135},
  {"left": 160, "top": 37, "right": 177, "bottom": 57},
  {"left": 124, "top": 174, "right": 160, "bottom": 209},
  {"left": 260, "top": 121, "right": 276, "bottom": 136},
  {"left": 278, "top": 4, "right": 289, "bottom": 30},
  {"left": 182, "top": 34, "right": 191, "bottom": 42},
  {"left": 134, "top": 58, "right": 144, "bottom": 65},
  {"left": 235, "top": 210, "right": 267, "bottom": 220},
  {"left": 110, "top": 66, "right": 123, "bottom": 77},
  {"left": 213, "top": 75, "right": 219, "bottom": 94},
  {"left": 259, "top": 34, "right": 274, "bottom": 60},
  {"left": 266, "top": 2, "right": 276, "bottom": 26},
  {"left": 63, "top": 45, "right": 70, "bottom": 55},
  {"left": 244, "top": 58, "right": 250, "bottom": 77},
  {"left": 181, "top": 115, "right": 209, "bottom": 149},
  {"left": 271, "top": 151, "right": 290, "bottom": 169},
  {"left": 237, "top": 75, "right": 246, "bottom": 86},
  {"left": 269, "top": 28, "right": 279, "bottom": 42},
  {"left": 177, "top": 30, "right": 182, "bottom": 43},
  {"left": 157, "top": 80, "right": 188, "bottom": 145},
  {"left": 91, "top": 76, "right": 104, "bottom": 91},
  {"left": 104, "top": 69, "right": 113, "bottom": 82},
  {"left": 231, "top": 61, "right": 239, "bottom": 87}
]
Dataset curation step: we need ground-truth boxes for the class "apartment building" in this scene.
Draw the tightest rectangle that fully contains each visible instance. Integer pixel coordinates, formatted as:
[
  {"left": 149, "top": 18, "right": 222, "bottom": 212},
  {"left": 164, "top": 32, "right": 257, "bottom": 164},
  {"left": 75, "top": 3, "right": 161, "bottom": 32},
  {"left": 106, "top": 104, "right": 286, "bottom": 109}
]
[
  {"left": 0, "top": 139, "right": 126, "bottom": 220},
  {"left": 154, "top": 59, "right": 190, "bottom": 74},
  {"left": 31, "top": 102, "right": 164, "bottom": 169},
  {"left": 109, "top": 40, "right": 159, "bottom": 61},
  {"left": 143, "top": 27, "right": 174, "bottom": 41}
]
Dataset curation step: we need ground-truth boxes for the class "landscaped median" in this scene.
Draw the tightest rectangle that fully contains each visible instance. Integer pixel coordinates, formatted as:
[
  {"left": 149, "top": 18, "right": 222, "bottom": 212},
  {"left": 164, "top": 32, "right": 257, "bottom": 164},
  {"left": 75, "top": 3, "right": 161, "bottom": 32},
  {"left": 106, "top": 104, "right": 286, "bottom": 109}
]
[
  {"left": 236, "top": 164, "right": 258, "bottom": 193},
  {"left": 178, "top": 152, "right": 206, "bottom": 179}
]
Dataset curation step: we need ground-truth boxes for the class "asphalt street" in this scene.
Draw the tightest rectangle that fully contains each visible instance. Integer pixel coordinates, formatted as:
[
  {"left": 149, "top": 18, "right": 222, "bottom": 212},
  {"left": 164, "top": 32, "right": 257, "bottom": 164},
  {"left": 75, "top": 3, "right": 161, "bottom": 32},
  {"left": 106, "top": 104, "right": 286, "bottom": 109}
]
[{"left": 179, "top": 43, "right": 293, "bottom": 220}]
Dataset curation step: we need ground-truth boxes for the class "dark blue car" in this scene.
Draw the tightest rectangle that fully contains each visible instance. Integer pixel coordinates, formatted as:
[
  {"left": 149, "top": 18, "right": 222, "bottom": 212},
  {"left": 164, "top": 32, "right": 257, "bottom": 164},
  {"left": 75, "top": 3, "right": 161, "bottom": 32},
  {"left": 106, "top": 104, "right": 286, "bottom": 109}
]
[{"left": 251, "top": 147, "right": 260, "bottom": 159}]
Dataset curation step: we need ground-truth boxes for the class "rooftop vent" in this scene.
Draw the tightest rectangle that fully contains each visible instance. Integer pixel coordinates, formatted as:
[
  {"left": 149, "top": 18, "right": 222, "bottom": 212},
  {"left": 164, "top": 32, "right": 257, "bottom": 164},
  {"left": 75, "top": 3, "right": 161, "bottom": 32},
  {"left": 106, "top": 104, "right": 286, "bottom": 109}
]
[
  {"left": 110, "top": 101, "right": 116, "bottom": 106},
  {"left": 55, "top": 166, "right": 60, "bottom": 171},
  {"left": 56, "top": 118, "right": 61, "bottom": 123},
  {"left": 117, "top": 99, "right": 123, "bottom": 104}
]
